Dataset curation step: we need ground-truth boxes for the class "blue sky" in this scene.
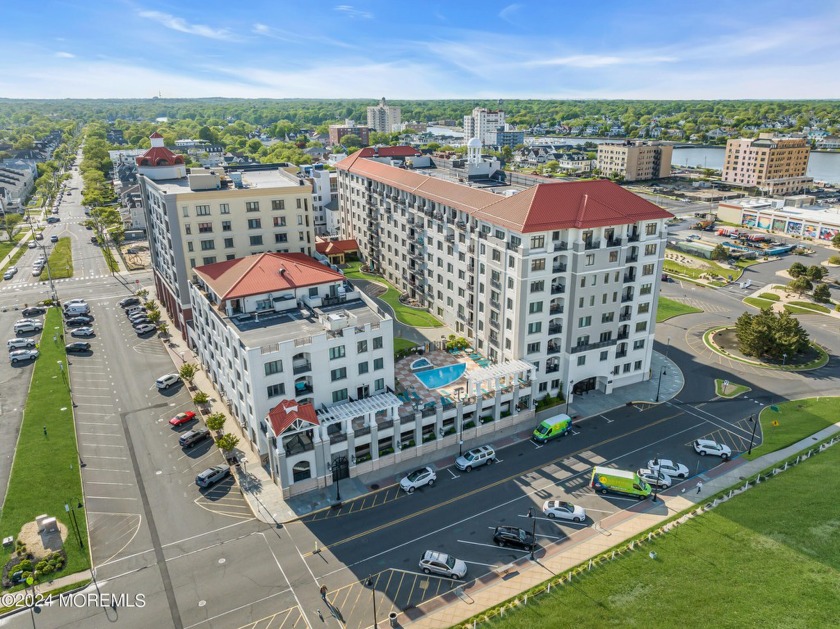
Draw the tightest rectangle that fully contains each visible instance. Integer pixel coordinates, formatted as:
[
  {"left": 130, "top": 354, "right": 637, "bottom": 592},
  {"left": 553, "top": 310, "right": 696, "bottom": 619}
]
[{"left": 2, "top": 1, "right": 839, "bottom": 99}]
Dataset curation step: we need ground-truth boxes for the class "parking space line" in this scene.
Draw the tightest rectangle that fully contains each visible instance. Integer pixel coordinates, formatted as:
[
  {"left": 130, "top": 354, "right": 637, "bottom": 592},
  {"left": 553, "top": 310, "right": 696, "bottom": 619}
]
[
  {"left": 458, "top": 539, "right": 528, "bottom": 551},
  {"left": 86, "top": 481, "right": 134, "bottom": 486},
  {"left": 83, "top": 455, "right": 128, "bottom": 460},
  {"left": 87, "top": 495, "right": 137, "bottom": 500}
]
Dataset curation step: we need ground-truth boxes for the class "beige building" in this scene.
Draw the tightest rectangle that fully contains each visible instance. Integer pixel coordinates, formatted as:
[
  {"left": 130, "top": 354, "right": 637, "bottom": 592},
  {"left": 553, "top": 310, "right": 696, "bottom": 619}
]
[
  {"left": 597, "top": 141, "right": 672, "bottom": 181},
  {"left": 722, "top": 134, "right": 812, "bottom": 195},
  {"left": 138, "top": 133, "right": 315, "bottom": 338},
  {"left": 366, "top": 97, "right": 401, "bottom": 134}
]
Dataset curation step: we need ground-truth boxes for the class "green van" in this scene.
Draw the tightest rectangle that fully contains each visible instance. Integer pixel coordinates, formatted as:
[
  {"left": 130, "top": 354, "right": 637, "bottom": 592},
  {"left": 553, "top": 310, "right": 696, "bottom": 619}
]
[
  {"left": 590, "top": 466, "right": 652, "bottom": 500},
  {"left": 532, "top": 414, "right": 572, "bottom": 444}
]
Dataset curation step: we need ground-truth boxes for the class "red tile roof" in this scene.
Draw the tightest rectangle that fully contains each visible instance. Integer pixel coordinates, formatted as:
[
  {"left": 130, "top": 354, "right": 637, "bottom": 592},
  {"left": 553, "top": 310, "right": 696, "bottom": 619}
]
[
  {"left": 267, "top": 400, "right": 319, "bottom": 436},
  {"left": 336, "top": 151, "right": 672, "bottom": 232},
  {"left": 194, "top": 253, "right": 344, "bottom": 301},
  {"left": 315, "top": 239, "right": 359, "bottom": 255},
  {"left": 136, "top": 146, "right": 184, "bottom": 167},
  {"left": 149, "top": 131, "right": 163, "bottom": 139}
]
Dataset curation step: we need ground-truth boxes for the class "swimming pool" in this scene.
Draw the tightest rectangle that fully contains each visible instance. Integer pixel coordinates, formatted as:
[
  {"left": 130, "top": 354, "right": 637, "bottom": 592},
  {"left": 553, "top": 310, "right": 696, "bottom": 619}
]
[
  {"left": 410, "top": 357, "right": 433, "bottom": 371},
  {"left": 415, "top": 363, "right": 467, "bottom": 389}
]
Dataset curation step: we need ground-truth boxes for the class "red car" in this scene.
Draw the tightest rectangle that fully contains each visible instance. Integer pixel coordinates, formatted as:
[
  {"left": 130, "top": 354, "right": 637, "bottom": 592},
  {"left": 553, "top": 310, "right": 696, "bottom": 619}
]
[{"left": 169, "top": 411, "right": 196, "bottom": 427}]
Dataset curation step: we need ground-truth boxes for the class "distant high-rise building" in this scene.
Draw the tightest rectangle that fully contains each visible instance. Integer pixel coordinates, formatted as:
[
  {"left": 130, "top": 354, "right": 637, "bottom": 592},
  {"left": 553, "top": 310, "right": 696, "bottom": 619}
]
[
  {"left": 463, "top": 107, "right": 506, "bottom": 146},
  {"left": 722, "top": 134, "right": 811, "bottom": 195},
  {"left": 597, "top": 141, "right": 673, "bottom": 182},
  {"left": 366, "top": 97, "right": 401, "bottom": 134},
  {"left": 328, "top": 120, "right": 370, "bottom": 147}
]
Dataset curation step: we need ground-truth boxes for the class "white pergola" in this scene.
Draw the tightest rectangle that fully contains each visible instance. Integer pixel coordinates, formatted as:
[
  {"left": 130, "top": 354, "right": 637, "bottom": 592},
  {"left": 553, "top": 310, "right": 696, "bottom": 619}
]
[
  {"left": 317, "top": 392, "right": 403, "bottom": 425},
  {"left": 467, "top": 360, "right": 535, "bottom": 397}
]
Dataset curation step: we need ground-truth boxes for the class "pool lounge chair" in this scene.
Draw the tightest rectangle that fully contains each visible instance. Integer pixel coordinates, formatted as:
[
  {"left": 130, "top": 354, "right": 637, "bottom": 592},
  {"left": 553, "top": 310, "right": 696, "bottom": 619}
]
[
  {"left": 469, "top": 353, "right": 482, "bottom": 360},
  {"left": 410, "top": 390, "right": 422, "bottom": 402}
]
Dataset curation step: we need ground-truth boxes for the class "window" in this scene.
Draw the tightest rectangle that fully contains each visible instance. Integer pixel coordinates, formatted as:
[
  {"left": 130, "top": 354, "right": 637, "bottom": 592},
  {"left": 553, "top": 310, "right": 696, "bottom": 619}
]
[
  {"left": 272, "top": 199, "right": 285, "bottom": 211},
  {"left": 492, "top": 249, "right": 501, "bottom": 262},
  {"left": 275, "top": 233, "right": 288, "bottom": 243},
  {"left": 373, "top": 357, "right": 384, "bottom": 370},
  {"left": 645, "top": 244, "right": 657, "bottom": 255},
  {"left": 357, "top": 340, "right": 368, "bottom": 353},
  {"left": 528, "top": 301, "right": 543, "bottom": 314},
  {"left": 609, "top": 250, "right": 618, "bottom": 263},
  {"left": 331, "top": 367, "right": 347, "bottom": 381},
  {"left": 184, "top": 224, "right": 192, "bottom": 235},
  {"left": 580, "top": 277, "right": 586, "bottom": 288},
  {"left": 638, "top": 302, "right": 650, "bottom": 314},
  {"left": 585, "top": 254, "right": 595, "bottom": 266},
  {"left": 196, "top": 205, "right": 210, "bottom": 216},
  {"left": 645, "top": 223, "right": 657, "bottom": 235},
  {"left": 273, "top": 216, "right": 286, "bottom": 227},
  {"left": 579, "top": 316, "right": 591, "bottom": 328},
  {"left": 634, "top": 360, "right": 643, "bottom": 370},
  {"left": 358, "top": 361, "right": 369, "bottom": 375},
  {"left": 296, "top": 198, "right": 302, "bottom": 209},
  {"left": 602, "top": 312, "right": 614, "bottom": 323},
  {"left": 200, "top": 239, "right": 215, "bottom": 251},
  {"left": 247, "top": 218, "right": 261, "bottom": 229},
  {"left": 530, "top": 281, "right": 544, "bottom": 293},
  {"left": 527, "top": 322, "right": 542, "bottom": 334},
  {"left": 219, "top": 203, "right": 230, "bottom": 214},
  {"left": 246, "top": 201, "right": 260, "bottom": 212},
  {"left": 332, "top": 389, "right": 348, "bottom": 403},
  {"left": 222, "top": 220, "right": 232, "bottom": 232},
  {"left": 600, "top": 350, "right": 609, "bottom": 361},
  {"left": 373, "top": 336, "right": 383, "bottom": 350},
  {"left": 577, "top": 355, "right": 586, "bottom": 366},
  {"left": 329, "top": 346, "right": 345, "bottom": 360},
  {"left": 530, "top": 235, "right": 545, "bottom": 249},
  {"left": 374, "top": 378, "right": 384, "bottom": 392},
  {"left": 198, "top": 222, "right": 213, "bottom": 233},
  {"left": 250, "top": 235, "right": 263, "bottom": 246},
  {"left": 182, "top": 206, "right": 189, "bottom": 217},
  {"left": 635, "top": 321, "right": 648, "bottom": 332},
  {"left": 202, "top": 256, "right": 216, "bottom": 265},
  {"left": 187, "top": 242, "right": 194, "bottom": 252},
  {"left": 640, "top": 283, "right": 653, "bottom": 295},
  {"left": 224, "top": 238, "right": 234, "bottom": 248},
  {"left": 526, "top": 342, "right": 540, "bottom": 353},
  {"left": 264, "top": 359, "right": 283, "bottom": 376},
  {"left": 531, "top": 258, "right": 545, "bottom": 271},
  {"left": 633, "top": 339, "right": 645, "bottom": 350},
  {"left": 642, "top": 264, "right": 655, "bottom": 275},
  {"left": 267, "top": 383, "right": 285, "bottom": 398}
]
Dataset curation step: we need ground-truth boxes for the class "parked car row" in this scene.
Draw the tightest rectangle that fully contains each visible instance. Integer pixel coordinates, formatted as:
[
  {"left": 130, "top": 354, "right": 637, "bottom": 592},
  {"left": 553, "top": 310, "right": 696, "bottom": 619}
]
[{"left": 121, "top": 298, "right": 157, "bottom": 336}]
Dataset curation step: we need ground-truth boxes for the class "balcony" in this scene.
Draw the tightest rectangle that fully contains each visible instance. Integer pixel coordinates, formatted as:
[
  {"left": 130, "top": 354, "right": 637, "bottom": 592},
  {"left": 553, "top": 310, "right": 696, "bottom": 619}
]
[
  {"left": 547, "top": 345, "right": 561, "bottom": 355},
  {"left": 621, "top": 293, "right": 634, "bottom": 303},
  {"left": 490, "top": 300, "right": 501, "bottom": 310},
  {"left": 626, "top": 254, "right": 638, "bottom": 263},
  {"left": 293, "top": 361, "right": 312, "bottom": 375},
  {"left": 619, "top": 313, "right": 631, "bottom": 322},
  {"left": 490, "top": 279, "right": 502, "bottom": 290},
  {"left": 617, "top": 332, "right": 629, "bottom": 340},
  {"left": 553, "top": 241, "right": 568, "bottom": 251},
  {"left": 552, "top": 263, "right": 567, "bottom": 273},
  {"left": 551, "top": 284, "right": 565, "bottom": 295},
  {"left": 623, "top": 273, "right": 636, "bottom": 283},
  {"left": 584, "top": 240, "right": 600, "bottom": 250},
  {"left": 606, "top": 238, "right": 623, "bottom": 248},
  {"left": 294, "top": 383, "right": 313, "bottom": 396},
  {"left": 615, "top": 351, "right": 627, "bottom": 358},
  {"left": 548, "top": 324, "right": 563, "bottom": 334},
  {"left": 546, "top": 363, "right": 560, "bottom": 373},
  {"left": 549, "top": 304, "right": 564, "bottom": 314},
  {"left": 489, "top": 319, "right": 500, "bottom": 330},
  {"left": 628, "top": 233, "right": 640, "bottom": 242},
  {"left": 570, "top": 339, "right": 617, "bottom": 354}
]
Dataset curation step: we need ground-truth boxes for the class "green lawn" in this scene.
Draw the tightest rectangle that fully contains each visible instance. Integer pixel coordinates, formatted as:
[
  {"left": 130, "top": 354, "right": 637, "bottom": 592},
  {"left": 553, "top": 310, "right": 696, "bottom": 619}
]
[
  {"left": 744, "top": 397, "right": 840, "bottom": 460},
  {"left": 785, "top": 301, "right": 830, "bottom": 314},
  {"left": 663, "top": 253, "right": 741, "bottom": 282},
  {"left": 758, "top": 292, "right": 780, "bottom": 301},
  {"left": 40, "top": 237, "right": 73, "bottom": 280},
  {"left": 100, "top": 244, "right": 119, "bottom": 272},
  {"left": 714, "top": 378, "right": 751, "bottom": 398},
  {"left": 0, "top": 308, "right": 88, "bottom": 588},
  {"left": 343, "top": 262, "right": 442, "bottom": 327},
  {"left": 656, "top": 296, "right": 702, "bottom": 322},
  {"left": 479, "top": 433, "right": 840, "bottom": 629},
  {"left": 744, "top": 296, "right": 777, "bottom": 309},
  {"left": 393, "top": 338, "right": 418, "bottom": 355}
]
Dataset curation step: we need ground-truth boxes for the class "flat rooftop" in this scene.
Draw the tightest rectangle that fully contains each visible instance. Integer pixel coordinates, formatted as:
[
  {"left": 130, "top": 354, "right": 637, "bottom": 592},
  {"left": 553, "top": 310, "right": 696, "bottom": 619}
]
[
  {"left": 225, "top": 298, "right": 383, "bottom": 348},
  {"left": 149, "top": 167, "right": 304, "bottom": 195},
  {"left": 412, "top": 162, "right": 528, "bottom": 196}
]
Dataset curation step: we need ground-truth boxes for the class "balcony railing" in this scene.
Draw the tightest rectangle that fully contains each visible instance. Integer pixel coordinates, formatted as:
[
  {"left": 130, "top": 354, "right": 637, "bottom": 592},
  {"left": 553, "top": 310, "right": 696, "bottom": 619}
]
[
  {"left": 619, "top": 314, "right": 631, "bottom": 322},
  {"left": 552, "top": 264, "right": 567, "bottom": 273},
  {"left": 553, "top": 241, "right": 568, "bottom": 251},
  {"left": 569, "top": 339, "right": 617, "bottom": 354},
  {"left": 628, "top": 234, "right": 640, "bottom": 242},
  {"left": 623, "top": 274, "right": 636, "bottom": 283},
  {"left": 546, "top": 364, "right": 560, "bottom": 373},
  {"left": 584, "top": 240, "right": 601, "bottom": 250},
  {"left": 294, "top": 384, "right": 313, "bottom": 396},
  {"left": 549, "top": 304, "right": 564, "bottom": 314},
  {"left": 617, "top": 332, "right": 629, "bottom": 340},
  {"left": 551, "top": 285, "right": 565, "bottom": 295},
  {"left": 547, "top": 345, "right": 561, "bottom": 355},
  {"left": 615, "top": 351, "right": 627, "bottom": 358},
  {"left": 606, "top": 238, "right": 623, "bottom": 248},
  {"left": 548, "top": 324, "right": 563, "bottom": 334}
]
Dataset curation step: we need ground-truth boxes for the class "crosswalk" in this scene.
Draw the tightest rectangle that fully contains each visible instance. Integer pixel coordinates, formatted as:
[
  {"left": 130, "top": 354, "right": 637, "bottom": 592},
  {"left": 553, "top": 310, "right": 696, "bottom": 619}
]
[{"left": 0, "top": 273, "right": 114, "bottom": 291}]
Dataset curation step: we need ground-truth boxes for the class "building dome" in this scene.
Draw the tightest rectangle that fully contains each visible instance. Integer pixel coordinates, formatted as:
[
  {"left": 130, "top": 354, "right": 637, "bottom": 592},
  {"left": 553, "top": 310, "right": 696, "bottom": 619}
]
[{"left": 467, "top": 137, "right": 482, "bottom": 149}]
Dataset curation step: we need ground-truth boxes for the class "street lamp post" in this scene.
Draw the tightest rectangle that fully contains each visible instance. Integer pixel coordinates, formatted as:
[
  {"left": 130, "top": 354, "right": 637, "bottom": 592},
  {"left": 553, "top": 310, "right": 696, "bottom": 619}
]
[
  {"left": 651, "top": 457, "right": 661, "bottom": 503},
  {"left": 331, "top": 459, "right": 342, "bottom": 504},
  {"left": 782, "top": 353, "right": 788, "bottom": 366},
  {"left": 365, "top": 575, "right": 378, "bottom": 627},
  {"left": 565, "top": 380, "right": 574, "bottom": 415},
  {"left": 747, "top": 414, "right": 758, "bottom": 455},
  {"left": 455, "top": 387, "right": 464, "bottom": 456},
  {"left": 64, "top": 500, "right": 84, "bottom": 550},
  {"left": 527, "top": 507, "right": 537, "bottom": 560},
  {"left": 655, "top": 367, "right": 667, "bottom": 402}
]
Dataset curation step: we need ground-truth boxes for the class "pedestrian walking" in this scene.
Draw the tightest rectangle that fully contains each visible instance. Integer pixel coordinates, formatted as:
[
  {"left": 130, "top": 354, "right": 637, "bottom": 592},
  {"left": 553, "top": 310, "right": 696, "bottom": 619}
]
[
  {"left": 43, "top": 426, "right": 47, "bottom": 436},
  {"left": 320, "top": 585, "right": 328, "bottom": 600},
  {"left": 696, "top": 480, "right": 703, "bottom": 494}
]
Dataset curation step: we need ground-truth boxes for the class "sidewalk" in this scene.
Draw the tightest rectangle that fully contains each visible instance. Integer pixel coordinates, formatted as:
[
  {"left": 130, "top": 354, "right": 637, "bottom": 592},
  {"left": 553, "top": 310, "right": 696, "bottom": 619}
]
[{"left": 411, "top": 422, "right": 840, "bottom": 628}]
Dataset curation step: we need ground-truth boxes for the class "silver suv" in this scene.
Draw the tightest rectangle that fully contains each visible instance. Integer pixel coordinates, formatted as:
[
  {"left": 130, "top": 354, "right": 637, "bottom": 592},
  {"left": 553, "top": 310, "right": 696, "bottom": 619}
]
[
  {"left": 454, "top": 445, "right": 496, "bottom": 472},
  {"left": 418, "top": 550, "right": 467, "bottom": 579},
  {"left": 694, "top": 439, "right": 732, "bottom": 460}
]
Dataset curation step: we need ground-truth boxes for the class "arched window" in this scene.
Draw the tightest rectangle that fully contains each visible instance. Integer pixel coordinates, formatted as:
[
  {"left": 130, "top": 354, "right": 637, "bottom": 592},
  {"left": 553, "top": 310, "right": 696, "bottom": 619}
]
[{"left": 292, "top": 461, "right": 311, "bottom": 483}]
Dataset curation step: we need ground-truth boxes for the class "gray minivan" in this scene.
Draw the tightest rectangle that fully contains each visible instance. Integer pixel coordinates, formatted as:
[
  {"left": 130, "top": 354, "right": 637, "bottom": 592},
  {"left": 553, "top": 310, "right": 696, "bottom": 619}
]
[{"left": 179, "top": 427, "right": 211, "bottom": 448}]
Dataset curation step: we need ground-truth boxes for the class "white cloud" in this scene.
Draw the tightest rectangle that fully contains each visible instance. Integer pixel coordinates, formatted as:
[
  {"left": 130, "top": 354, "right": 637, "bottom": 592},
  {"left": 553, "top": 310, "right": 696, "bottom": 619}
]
[
  {"left": 526, "top": 54, "right": 677, "bottom": 68},
  {"left": 252, "top": 23, "right": 271, "bottom": 35},
  {"left": 54, "top": 51, "right": 75, "bottom": 58},
  {"left": 498, "top": 4, "right": 522, "bottom": 24},
  {"left": 334, "top": 5, "right": 373, "bottom": 19},
  {"left": 137, "top": 10, "right": 236, "bottom": 41},
  {"left": 250, "top": 21, "right": 358, "bottom": 49}
]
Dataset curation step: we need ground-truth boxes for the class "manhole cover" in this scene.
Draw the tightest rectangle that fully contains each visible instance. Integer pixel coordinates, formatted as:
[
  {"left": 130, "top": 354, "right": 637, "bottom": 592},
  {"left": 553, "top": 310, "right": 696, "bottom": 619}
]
[{"left": 370, "top": 484, "right": 380, "bottom": 490}]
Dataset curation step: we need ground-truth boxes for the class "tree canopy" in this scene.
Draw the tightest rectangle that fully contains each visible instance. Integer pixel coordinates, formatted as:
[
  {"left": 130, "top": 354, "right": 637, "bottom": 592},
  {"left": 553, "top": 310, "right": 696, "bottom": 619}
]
[{"left": 735, "top": 309, "right": 809, "bottom": 360}]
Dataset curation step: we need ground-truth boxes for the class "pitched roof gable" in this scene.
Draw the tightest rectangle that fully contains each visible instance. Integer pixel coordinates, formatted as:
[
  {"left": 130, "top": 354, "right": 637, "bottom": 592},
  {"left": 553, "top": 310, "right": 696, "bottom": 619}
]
[{"left": 267, "top": 400, "right": 319, "bottom": 436}]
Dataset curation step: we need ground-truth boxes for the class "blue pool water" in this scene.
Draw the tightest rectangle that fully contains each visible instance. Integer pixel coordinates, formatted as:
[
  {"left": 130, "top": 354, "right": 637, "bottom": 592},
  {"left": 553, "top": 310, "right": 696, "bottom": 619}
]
[
  {"left": 415, "top": 363, "right": 467, "bottom": 389},
  {"left": 410, "top": 357, "right": 433, "bottom": 371}
]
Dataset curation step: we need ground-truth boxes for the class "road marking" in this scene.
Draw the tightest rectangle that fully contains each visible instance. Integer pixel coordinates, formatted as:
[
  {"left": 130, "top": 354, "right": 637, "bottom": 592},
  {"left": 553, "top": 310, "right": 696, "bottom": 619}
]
[
  {"left": 600, "top": 414, "right": 614, "bottom": 423},
  {"left": 87, "top": 495, "right": 138, "bottom": 500},
  {"left": 447, "top": 469, "right": 460, "bottom": 479},
  {"left": 85, "top": 481, "right": 134, "bottom": 486},
  {"left": 457, "top": 540, "right": 528, "bottom": 551},
  {"left": 82, "top": 455, "right": 128, "bottom": 460}
]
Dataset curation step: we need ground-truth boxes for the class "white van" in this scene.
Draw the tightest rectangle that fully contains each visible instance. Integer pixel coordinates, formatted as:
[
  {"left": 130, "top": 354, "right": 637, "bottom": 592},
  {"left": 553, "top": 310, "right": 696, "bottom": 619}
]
[{"left": 63, "top": 304, "right": 90, "bottom": 316}]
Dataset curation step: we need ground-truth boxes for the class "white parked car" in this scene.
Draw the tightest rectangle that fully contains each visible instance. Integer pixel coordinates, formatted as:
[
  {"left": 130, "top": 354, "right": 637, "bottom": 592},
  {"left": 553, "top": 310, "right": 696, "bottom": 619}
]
[
  {"left": 7, "top": 338, "right": 36, "bottom": 350},
  {"left": 542, "top": 500, "right": 586, "bottom": 522},
  {"left": 647, "top": 459, "right": 689, "bottom": 479},
  {"left": 400, "top": 467, "right": 436, "bottom": 493},
  {"left": 637, "top": 467, "right": 673, "bottom": 489},
  {"left": 135, "top": 323, "right": 157, "bottom": 335},
  {"left": 10, "top": 349, "right": 39, "bottom": 364},
  {"left": 418, "top": 550, "right": 467, "bottom": 579},
  {"left": 155, "top": 373, "right": 181, "bottom": 389},
  {"left": 694, "top": 439, "right": 732, "bottom": 460}
]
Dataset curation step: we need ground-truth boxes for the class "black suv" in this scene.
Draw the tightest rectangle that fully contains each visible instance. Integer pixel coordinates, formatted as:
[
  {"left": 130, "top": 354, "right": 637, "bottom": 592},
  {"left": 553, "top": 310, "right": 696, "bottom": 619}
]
[
  {"left": 119, "top": 296, "right": 141, "bottom": 308},
  {"left": 493, "top": 526, "right": 535, "bottom": 550},
  {"left": 22, "top": 306, "right": 46, "bottom": 317}
]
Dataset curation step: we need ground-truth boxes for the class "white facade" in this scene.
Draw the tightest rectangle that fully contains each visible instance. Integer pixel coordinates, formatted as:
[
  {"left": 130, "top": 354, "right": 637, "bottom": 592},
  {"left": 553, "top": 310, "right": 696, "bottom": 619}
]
[
  {"left": 463, "top": 108, "right": 506, "bottom": 146},
  {"left": 367, "top": 97, "right": 402, "bottom": 133},
  {"left": 304, "top": 167, "right": 338, "bottom": 236},
  {"left": 189, "top": 260, "right": 395, "bottom": 486}
]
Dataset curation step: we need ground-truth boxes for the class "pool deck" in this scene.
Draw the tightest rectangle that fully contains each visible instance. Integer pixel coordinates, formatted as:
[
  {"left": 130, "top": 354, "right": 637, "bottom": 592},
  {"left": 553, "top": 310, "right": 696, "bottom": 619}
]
[{"left": 394, "top": 348, "right": 488, "bottom": 411}]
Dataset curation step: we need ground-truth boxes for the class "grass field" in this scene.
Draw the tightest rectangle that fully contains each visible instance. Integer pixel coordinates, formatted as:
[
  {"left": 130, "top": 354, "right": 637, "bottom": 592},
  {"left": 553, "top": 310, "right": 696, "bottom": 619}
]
[
  {"left": 656, "top": 296, "right": 702, "bottom": 322},
  {"left": 663, "top": 253, "right": 741, "bottom": 283},
  {"left": 481, "top": 432, "right": 840, "bottom": 629},
  {"left": 714, "top": 378, "right": 751, "bottom": 398},
  {"left": 343, "top": 262, "right": 442, "bottom": 327},
  {"left": 758, "top": 292, "right": 780, "bottom": 301},
  {"left": 785, "top": 301, "right": 830, "bottom": 314},
  {"left": 0, "top": 308, "right": 88, "bottom": 588},
  {"left": 744, "top": 397, "right": 840, "bottom": 460},
  {"left": 743, "top": 296, "right": 777, "bottom": 309},
  {"left": 40, "top": 237, "right": 73, "bottom": 280},
  {"left": 393, "top": 338, "right": 418, "bottom": 355}
]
